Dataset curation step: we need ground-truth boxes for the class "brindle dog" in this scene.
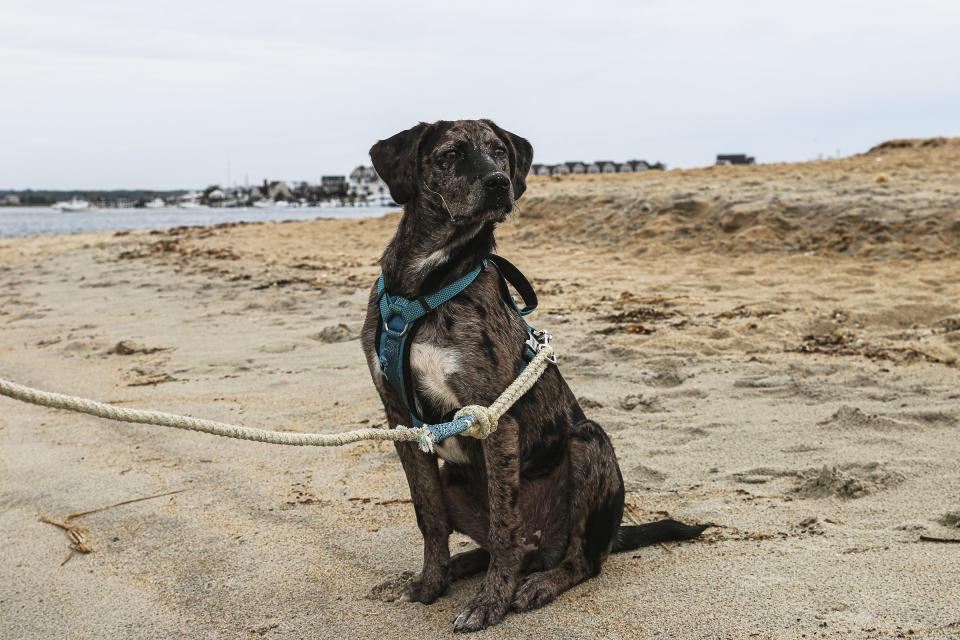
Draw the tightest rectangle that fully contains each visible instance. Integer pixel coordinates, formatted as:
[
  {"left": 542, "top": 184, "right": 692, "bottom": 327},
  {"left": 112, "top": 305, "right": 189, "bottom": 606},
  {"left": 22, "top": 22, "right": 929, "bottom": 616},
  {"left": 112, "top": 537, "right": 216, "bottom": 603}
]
[{"left": 362, "top": 119, "right": 705, "bottom": 632}]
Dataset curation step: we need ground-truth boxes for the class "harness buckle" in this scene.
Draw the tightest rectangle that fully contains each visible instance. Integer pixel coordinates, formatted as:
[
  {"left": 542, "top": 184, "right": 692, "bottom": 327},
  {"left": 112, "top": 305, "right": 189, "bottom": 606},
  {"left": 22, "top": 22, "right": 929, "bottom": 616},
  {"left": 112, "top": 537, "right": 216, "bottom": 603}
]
[{"left": 526, "top": 328, "right": 558, "bottom": 364}]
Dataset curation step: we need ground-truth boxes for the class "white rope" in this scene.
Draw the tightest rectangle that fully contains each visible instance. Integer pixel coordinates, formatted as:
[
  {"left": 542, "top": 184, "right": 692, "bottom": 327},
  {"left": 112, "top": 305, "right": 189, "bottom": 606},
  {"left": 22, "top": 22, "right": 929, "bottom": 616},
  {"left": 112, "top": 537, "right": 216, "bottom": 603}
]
[
  {"left": 454, "top": 344, "right": 553, "bottom": 439},
  {"left": 0, "top": 344, "right": 554, "bottom": 452}
]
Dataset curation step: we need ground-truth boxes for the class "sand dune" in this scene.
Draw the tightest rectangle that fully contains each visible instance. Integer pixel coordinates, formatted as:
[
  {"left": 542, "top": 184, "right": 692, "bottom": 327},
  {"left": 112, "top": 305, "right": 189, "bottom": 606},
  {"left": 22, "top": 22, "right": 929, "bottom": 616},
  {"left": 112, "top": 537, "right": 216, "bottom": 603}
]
[{"left": 2, "top": 139, "right": 959, "bottom": 639}]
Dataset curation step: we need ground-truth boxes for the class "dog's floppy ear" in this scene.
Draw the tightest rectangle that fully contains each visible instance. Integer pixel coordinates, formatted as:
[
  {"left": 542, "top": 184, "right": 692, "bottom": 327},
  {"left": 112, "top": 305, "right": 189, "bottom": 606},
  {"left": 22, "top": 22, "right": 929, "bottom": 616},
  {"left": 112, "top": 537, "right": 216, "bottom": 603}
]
[
  {"left": 482, "top": 119, "right": 534, "bottom": 199},
  {"left": 369, "top": 122, "right": 432, "bottom": 205}
]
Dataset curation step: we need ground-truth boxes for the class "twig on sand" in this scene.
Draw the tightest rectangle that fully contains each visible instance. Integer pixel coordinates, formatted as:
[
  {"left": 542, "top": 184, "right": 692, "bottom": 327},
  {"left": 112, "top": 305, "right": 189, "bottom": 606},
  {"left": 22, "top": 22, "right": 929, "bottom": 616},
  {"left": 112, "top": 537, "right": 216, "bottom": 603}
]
[
  {"left": 39, "top": 489, "right": 185, "bottom": 565},
  {"left": 918, "top": 535, "right": 960, "bottom": 544}
]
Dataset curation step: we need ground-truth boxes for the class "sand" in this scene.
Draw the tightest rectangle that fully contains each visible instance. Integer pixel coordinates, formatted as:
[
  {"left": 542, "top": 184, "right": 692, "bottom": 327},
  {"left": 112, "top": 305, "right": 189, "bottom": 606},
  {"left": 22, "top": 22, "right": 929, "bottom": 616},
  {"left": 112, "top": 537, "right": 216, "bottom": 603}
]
[{"left": 2, "top": 138, "right": 959, "bottom": 639}]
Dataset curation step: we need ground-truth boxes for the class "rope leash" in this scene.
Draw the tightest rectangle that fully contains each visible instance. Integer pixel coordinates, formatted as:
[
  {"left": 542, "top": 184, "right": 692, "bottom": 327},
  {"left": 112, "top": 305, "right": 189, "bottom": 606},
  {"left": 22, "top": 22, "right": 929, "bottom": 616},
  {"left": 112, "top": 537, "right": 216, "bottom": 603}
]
[{"left": 0, "top": 345, "right": 554, "bottom": 454}]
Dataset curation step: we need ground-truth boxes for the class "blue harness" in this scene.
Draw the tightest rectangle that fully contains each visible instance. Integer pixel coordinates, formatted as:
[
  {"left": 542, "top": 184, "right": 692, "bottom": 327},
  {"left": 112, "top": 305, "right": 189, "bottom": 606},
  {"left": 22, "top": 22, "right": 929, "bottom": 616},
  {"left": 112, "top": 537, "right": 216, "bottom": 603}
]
[{"left": 375, "top": 255, "right": 550, "bottom": 443}]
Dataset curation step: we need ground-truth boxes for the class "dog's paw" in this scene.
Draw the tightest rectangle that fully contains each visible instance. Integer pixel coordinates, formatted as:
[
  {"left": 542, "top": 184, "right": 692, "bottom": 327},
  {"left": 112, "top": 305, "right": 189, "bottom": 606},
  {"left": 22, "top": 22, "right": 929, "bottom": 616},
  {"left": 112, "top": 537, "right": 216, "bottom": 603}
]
[
  {"left": 452, "top": 594, "right": 509, "bottom": 633},
  {"left": 398, "top": 573, "right": 448, "bottom": 604},
  {"left": 510, "top": 571, "right": 560, "bottom": 612}
]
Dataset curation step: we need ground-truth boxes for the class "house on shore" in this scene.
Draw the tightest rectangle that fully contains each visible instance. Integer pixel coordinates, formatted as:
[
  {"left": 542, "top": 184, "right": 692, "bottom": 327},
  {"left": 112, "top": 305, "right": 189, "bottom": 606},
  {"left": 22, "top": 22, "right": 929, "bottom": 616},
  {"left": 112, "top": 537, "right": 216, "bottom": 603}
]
[
  {"left": 716, "top": 154, "right": 755, "bottom": 165},
  {"left": 588, "top": 160, "right": 618, "bottom": 174},
  {"left": 349, "top": 166, "right": 394, "bottom": 204},
  {"left": 256, "top": 180, "right": 293, "bottom": 202},
  {"left": 529, "top": 159, "right": 664, "bottom": 176},
  {"left": 321, "top": 175, "right": 347, "bottom": 196}
]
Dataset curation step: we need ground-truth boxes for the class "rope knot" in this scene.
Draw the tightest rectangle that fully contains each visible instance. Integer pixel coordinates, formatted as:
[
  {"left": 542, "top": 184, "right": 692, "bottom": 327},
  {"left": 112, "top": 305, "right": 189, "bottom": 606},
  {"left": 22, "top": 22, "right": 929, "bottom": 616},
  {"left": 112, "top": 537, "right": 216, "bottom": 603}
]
[{"left": 455, "top": 405, "right": 497, "bottom": 439}]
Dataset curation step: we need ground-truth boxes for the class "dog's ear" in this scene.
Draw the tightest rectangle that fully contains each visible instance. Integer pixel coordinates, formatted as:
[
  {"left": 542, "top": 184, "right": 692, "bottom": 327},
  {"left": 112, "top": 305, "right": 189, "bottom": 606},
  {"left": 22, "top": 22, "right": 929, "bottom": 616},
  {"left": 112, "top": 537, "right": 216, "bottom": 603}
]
[
  {"left": 369, "top": 123, "right": 432, "bottom": 205},
  {"left": 482, "top": 120, "right": 534, "bottom": 199}
]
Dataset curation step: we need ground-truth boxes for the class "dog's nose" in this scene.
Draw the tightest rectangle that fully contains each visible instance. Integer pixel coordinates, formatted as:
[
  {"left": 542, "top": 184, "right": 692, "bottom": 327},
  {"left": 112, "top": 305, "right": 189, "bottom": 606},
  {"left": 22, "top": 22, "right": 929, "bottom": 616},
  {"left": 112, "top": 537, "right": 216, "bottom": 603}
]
[{"left": 482, "top": 172, "right": 510, "bottom": 192}]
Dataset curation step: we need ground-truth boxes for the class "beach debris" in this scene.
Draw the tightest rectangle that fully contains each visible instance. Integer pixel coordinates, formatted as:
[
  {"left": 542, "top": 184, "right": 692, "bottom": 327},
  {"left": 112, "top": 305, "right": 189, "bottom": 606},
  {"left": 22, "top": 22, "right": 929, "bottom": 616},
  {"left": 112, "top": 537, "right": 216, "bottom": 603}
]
[
  {"left": 594, "top": 323, "right": 654, "bottom": 335},
  {"left": 39, "top": 489, "right": 184, "bottom": 566},
  {"left": 791, "top": 332, "right": 953, "bottom": 366},
  {"left": 109, "top": 339, "right": 169, "bottom": 356},
  {"left": 595, "top": 306, "right": 672, "bottom": 335},
  {"left": 127, "top": 372, "right": 176, "bottom": 387},
  {"left": 798, "top": 516, "right": 818, "bottom": 528},
  {"left": 249, "top": 623, "right": 280, "bottom": 636},
  {"left": 252, "top": 277, "right": 323, "bottom": 290},
  {"left": 716, "top": 304, "right": 787, "bottom": 320},
  {"left": 731, "top": 467, "right": 799, "bottom": 485},
  {"left": 918, "top": 535, "right": 960, "bottom": 544}
]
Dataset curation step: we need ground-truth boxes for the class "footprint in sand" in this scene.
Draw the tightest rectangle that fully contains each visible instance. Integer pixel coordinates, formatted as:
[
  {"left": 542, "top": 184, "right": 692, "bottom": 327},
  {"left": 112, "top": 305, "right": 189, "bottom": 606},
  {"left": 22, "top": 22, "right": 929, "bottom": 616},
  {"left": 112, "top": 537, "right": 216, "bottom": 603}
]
[
  {"left": 818, "top": 405, "right": 912, "bottom": 431},
  {"left": 308, "top": 323, "right": 359, "bottom": 343},
  {"left": 624, "top": 464, "right": 667, "bottom": 490},
  {"left": 366, "top": 571, "right": 416, "bottom": 602},
  {"left": 733, "top": 374, "right": 794, "bottom": 389},
  {"left": 936, "top": 511, "right": 960, "bottom": 528},
  {"left": 730, "top": 462, "right": 905, "bottom": 499},
  {"left": 793, "top": 463, "right": 905, "bottom": 499}
]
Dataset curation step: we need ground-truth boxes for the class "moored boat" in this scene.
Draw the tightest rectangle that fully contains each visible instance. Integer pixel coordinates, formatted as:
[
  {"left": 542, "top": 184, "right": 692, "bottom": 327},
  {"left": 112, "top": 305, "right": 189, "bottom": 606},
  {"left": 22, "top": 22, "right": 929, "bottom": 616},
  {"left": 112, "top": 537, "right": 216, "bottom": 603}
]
[{"left": 52, "top": 198, "right": 93, "bottom": 212}]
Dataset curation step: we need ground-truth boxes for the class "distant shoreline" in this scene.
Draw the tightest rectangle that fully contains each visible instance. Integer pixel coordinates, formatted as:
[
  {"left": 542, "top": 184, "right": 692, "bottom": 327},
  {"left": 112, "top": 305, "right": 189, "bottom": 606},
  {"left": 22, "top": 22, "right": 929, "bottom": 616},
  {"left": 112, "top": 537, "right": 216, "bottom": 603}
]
[{"left": 0, "top": 205, "right": 396, "bottom": 239}]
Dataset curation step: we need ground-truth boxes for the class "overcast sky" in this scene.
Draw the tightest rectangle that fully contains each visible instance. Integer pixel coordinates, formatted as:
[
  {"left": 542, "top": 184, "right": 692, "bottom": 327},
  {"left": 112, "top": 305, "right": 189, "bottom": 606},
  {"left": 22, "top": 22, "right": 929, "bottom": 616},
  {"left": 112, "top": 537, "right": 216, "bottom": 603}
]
[{"left": 1, "top": 0, "right": 958, "bottom": 189}]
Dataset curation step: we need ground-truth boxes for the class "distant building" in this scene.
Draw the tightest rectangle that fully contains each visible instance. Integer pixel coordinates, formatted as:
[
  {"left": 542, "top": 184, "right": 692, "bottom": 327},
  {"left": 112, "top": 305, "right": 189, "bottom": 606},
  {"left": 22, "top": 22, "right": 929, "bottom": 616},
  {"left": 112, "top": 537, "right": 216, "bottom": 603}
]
[
  {"left": 588, "top": 161, "right": 618, "bottom": 174},
  {"left": 1, "top": 194, "right": 20, "bottom": 206},
  {"left": 203, "top": 186, "right": 225, "bottom": 202},
  {"left": 623, "top": 160, "right": 650, "bottom": 172},
  {"left": 258, "top": 180, "right": 293, "bottom": 202},
  {"left": 349, "top": 166, "right": 394, "bottom": 204},
  {"left": 321, "top": 175, "right": 347, "bottom": 195},
  {"left": 349, "top": 166, "right": 379, "bottom": 195},
  {"left": 716, "top": 154, "right": 755, "bottom": 165},
  {"left": 528, "top": 158, "right": 664, "bottom": 176}
]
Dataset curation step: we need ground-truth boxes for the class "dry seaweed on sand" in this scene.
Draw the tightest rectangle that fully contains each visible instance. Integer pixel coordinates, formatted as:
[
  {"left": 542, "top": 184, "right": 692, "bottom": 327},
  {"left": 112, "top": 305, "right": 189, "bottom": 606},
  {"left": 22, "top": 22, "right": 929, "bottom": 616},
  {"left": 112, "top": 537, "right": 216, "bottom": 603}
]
[{"left": 39, "top": 489, "right": 185, "bottom": 565}]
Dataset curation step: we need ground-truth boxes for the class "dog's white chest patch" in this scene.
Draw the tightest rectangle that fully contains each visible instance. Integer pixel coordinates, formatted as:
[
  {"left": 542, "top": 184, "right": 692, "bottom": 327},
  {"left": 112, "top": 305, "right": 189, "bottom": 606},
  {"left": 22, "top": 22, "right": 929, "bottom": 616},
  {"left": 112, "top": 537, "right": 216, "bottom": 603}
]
[
  {"left": 409, "top": 343, "right": 469, "bottom": 464},
  {"left": 409, "top": 343, "right": 462, "bottom": 412}
]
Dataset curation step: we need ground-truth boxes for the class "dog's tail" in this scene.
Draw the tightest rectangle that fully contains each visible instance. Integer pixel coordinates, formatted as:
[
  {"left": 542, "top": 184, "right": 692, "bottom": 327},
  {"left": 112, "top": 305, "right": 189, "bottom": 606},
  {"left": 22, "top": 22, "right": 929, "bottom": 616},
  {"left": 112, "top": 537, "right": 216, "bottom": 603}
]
[{"left": 611, "top": 519, "right": 711, "bottom": 553}]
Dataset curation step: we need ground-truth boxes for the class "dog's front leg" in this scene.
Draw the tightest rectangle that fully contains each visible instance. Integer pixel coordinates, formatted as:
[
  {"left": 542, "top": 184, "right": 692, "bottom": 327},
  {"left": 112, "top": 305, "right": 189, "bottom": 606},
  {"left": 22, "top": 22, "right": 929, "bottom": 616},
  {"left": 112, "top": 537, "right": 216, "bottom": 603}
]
[
  {"left": 453, "top": 415, "right": 522, "bottom": 633},
  {"left": 394, "top": 438, "right": 451, "bottom": 604}
]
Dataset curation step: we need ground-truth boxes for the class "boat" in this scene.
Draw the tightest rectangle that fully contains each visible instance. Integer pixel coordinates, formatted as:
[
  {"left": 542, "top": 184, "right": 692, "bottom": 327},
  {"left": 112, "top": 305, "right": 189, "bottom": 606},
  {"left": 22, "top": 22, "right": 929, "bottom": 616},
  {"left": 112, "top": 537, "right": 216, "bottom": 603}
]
[
  {"left": 252, "top": 199, "right": 274, "bottom": 208},
  {"left": 178, "top": 201, "right": 208, "bottom": 210},
  {"left": 52, "top": 198, "right": 93, "bottom": 212},
  {"left": 144, "top": 198, "right": 166, "bottom": 209}
]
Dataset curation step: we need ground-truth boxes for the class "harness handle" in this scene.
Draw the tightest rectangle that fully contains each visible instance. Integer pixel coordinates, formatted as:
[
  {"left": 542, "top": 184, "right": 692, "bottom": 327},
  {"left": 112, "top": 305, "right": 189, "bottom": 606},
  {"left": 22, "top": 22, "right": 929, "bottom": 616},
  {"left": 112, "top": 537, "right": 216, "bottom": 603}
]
[{"left": 485, "top": 254, "right": 538, "bottom": 316}]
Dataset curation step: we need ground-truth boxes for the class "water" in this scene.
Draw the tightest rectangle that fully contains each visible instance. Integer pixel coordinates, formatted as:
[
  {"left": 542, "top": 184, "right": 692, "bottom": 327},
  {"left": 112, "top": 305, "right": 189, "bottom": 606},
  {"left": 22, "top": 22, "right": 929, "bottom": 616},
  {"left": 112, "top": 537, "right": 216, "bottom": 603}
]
[{"left": 0, "top": 205, "right": 396, "bottom": 238}]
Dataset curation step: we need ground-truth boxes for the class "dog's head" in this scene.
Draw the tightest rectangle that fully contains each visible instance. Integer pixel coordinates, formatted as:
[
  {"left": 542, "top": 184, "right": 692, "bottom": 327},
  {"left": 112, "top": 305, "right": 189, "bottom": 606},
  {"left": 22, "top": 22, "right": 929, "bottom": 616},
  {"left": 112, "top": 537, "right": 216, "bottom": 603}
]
[{"left": 369, "top": 119, "right": 533, "bottom": 225}]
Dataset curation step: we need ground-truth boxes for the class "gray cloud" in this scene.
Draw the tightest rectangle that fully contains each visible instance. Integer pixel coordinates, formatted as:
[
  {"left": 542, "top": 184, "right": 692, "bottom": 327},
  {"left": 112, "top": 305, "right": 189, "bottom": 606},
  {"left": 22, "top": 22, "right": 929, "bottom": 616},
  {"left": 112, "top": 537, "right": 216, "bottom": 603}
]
[{"left": 1, "top": 0, "right": 958, "bottom": 188}]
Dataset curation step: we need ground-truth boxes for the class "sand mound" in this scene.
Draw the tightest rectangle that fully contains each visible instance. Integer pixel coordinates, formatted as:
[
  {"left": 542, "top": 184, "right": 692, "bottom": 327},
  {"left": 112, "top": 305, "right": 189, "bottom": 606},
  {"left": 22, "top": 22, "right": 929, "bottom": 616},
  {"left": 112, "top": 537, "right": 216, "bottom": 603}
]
[{"left": 516, "top": 137, "right": 960, "bottom": 258}]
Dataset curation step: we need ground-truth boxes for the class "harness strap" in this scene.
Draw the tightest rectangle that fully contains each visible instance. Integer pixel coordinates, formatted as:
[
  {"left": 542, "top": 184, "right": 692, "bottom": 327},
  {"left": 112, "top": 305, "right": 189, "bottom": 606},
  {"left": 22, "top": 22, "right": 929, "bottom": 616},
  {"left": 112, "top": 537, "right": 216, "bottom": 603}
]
[
  {"left": 376, "top": 262, "right": 484, "bottom": 327},
  {"left": 485, "top": 254, "right": 538, "bottom": 316},
  {"left": 375, "top": 255, "right": 546, "bottom": 436},
  {"left": 376, "top": 263, "right": 486, "bottom": 426}
]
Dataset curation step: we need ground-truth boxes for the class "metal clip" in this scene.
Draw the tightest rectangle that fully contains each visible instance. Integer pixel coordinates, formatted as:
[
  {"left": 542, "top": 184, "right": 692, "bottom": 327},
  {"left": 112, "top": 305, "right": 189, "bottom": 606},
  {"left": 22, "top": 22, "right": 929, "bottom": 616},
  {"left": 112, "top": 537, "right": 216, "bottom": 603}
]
[{"left": 526, "top": 328, "right": 558, "bottom": 364}]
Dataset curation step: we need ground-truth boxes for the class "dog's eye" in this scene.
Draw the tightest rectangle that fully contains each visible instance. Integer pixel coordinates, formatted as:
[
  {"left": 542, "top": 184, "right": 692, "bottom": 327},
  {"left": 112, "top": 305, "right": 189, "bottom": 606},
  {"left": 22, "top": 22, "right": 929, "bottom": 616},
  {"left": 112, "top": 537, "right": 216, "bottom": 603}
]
[
  {"left": 443, "top": 150, "right": 458, "bottom": 163},
  {"left": 493, "top": 147, "right": 507, "bottom": 158}
]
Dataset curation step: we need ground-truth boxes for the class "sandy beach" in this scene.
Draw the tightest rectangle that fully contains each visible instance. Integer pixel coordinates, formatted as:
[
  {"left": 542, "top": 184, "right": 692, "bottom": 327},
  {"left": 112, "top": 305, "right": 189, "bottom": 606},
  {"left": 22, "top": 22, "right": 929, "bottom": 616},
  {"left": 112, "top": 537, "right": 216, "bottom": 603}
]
[{"left": 2, "top": 138, "right": 959, "bottom": 639}]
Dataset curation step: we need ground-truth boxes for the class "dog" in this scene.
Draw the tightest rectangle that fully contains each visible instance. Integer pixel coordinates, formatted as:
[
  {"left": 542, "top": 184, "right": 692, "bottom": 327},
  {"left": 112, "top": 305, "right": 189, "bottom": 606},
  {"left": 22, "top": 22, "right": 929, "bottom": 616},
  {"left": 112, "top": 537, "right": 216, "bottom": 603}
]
[{"left": 362, "top": 119, "right": 706, "bottom": 632}]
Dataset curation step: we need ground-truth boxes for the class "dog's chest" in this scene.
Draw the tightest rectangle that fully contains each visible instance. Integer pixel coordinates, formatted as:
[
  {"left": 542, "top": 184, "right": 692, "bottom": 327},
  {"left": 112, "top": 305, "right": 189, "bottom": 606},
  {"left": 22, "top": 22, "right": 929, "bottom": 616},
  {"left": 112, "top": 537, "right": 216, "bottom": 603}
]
[{"left": 409, "top": 341, "right": 470, "bottom": 464}]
